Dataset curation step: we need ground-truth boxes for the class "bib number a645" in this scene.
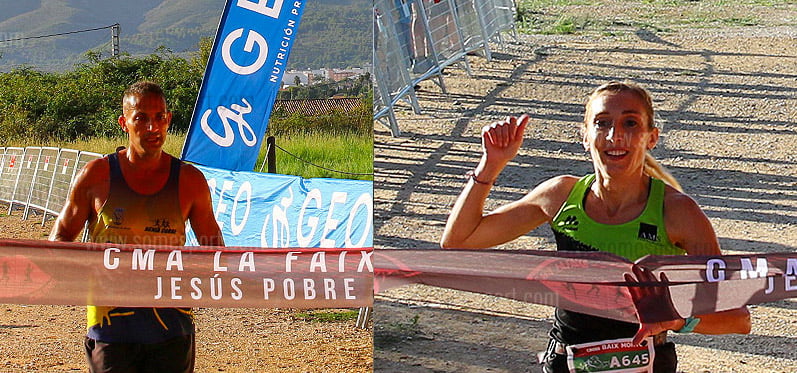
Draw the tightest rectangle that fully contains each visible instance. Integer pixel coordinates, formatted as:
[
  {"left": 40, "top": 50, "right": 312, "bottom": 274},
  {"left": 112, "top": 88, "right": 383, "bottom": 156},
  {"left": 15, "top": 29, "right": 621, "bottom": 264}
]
[{"left": 566, "top": 337, "right": 654, "bottom": 373}]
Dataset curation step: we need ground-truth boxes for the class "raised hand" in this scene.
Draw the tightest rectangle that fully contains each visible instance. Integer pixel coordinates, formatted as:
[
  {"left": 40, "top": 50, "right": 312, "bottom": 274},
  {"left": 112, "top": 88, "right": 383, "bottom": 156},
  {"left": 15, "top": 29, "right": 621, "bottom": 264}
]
[{"left": 480, "top": 114, "right": 529, "bottom": 171}]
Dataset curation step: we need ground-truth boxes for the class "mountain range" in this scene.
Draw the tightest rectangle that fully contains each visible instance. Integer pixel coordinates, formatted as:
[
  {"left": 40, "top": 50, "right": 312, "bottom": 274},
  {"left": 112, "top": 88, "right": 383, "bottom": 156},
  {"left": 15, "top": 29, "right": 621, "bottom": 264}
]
[{"left": 0, "top": 0, "right": 370, "bottom": 71}]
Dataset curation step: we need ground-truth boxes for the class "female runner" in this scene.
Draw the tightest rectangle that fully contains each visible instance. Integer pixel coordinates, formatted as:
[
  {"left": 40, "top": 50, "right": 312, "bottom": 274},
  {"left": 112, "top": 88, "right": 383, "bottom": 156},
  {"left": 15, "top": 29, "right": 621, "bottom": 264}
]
[{"left": 441, "top": 81, "right": 751, "bottom": 372}]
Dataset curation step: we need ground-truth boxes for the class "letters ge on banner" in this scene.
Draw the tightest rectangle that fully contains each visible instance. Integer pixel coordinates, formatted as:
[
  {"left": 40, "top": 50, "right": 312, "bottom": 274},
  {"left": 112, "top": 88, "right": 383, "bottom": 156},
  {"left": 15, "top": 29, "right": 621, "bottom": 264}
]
[
  {"left": 190, "top": 166, "right": 374, "bottom": 249},
  {"left": 182, "top": 0, "right": 306, "bottom": 171}
]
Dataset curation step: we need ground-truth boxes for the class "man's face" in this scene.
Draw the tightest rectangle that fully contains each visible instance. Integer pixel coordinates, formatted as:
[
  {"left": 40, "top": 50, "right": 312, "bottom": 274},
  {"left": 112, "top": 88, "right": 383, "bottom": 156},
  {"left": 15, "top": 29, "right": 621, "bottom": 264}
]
[{"left": 118, "top": 94, "right": 172, "bottom": 156}]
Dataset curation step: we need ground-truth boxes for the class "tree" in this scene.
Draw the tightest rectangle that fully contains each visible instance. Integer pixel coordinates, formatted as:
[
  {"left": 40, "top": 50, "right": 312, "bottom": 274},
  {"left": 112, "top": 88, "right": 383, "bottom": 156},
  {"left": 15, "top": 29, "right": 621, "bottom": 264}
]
[{"left": 0, "top": 49, "right": 204, "bottom": 141}]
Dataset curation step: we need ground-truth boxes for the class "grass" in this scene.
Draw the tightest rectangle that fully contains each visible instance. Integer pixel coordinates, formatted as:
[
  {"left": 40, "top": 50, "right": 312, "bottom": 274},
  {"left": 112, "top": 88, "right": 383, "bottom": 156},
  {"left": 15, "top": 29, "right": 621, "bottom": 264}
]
[
  {"left": 2, "top": 130, "right": 373, "bottom": 181},
  {"left": 255, "top": 132, "right": 373, "bottom": 181},
  {"left": 721, "top": 17, "right": 759, "bottom": 26},
  {"left": 521, "top": 0, "right": 594, "bottom": 6},
  {"left": 374, "top": 314, "right": 421, "bottom": 348},
  {"left": 292, "top": 309, "right": 360, "bottom": 322},
  {"left": 640, "top": 0, "right": 695, "bottom": 5},
  {"left": 542, "top": 15, "right": 591, "bottom": 34},
  {"left": 0, "top": 134, "right": 184, "bottom": 158},
  {"left": 516, "top": 0, "right": 796, "bottom": 36}
]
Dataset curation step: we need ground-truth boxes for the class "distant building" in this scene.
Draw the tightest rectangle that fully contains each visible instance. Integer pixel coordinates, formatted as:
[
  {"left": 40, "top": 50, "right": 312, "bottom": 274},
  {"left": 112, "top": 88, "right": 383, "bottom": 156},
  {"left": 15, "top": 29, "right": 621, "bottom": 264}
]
[
  {"left": 327, "top": 69, "right": 356, "bottom": 82},
  {"left": 325, "top": 67, "right": 368, "bottom": 82},
  {"left": 281, "top": 71, "right": 312, "bottom": 87},
  {"left": 279, "top": 67, "right": 371, "bottom": 90}
]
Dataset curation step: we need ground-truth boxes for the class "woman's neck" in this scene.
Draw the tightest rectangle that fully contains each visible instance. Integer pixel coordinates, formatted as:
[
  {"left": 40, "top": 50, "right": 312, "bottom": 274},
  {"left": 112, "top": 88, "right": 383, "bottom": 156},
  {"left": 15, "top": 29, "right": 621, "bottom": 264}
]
[{"left": 590, "top": 171, "right": 650, "bottom": 219}]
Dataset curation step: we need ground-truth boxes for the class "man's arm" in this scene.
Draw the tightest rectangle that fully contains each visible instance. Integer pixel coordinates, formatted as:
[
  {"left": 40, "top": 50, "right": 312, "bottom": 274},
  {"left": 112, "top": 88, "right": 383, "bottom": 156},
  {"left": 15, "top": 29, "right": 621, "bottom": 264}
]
[
  {"left": 181, "top": 165, "right": 225, "bottom": 246},
  {"left": 49, "top": 159, "right": 107, "bottom": 242}
]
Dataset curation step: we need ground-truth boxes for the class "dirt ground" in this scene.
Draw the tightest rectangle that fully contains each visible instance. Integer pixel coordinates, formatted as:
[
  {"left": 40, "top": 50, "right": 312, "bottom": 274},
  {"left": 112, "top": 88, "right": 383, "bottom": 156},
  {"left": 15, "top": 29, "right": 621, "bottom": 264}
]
[
  {"left": 0, "top": 210, "right": 372, "bottom": 372},
  {"left": 374, "top": 3, "right": 797, "bottom": 372}
]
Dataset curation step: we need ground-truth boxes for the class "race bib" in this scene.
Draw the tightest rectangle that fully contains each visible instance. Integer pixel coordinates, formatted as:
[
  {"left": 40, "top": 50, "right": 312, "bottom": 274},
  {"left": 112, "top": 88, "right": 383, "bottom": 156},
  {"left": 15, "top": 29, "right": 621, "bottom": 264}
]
[{"left": 566, "top": 337, "right": 654, "bottom": 373}]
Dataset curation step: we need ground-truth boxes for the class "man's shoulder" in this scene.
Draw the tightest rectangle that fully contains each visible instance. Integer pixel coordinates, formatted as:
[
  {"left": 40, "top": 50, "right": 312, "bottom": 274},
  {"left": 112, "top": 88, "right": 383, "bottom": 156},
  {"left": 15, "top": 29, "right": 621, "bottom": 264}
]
[
  {"left": 178, "top": 162, "right": 204, "bottom": 178},
  {"left": 68, "top": 156, "right": 111, "bottom": 199},
  {"left": 79, "top": 157, "right": 111, "bottom": 180},
  {"left": 177, "top": 162, "right": 211, "bottom": 191},
  {"left": 163, "top": 152, "right": 200, "bottom": 179}
]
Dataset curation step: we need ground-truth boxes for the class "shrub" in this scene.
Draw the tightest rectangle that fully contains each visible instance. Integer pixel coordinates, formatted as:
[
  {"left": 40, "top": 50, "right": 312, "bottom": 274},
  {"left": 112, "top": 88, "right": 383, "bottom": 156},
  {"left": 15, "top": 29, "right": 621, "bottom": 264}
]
[{"left": 0, "top": 46, "right": 207, "bottom": 142}]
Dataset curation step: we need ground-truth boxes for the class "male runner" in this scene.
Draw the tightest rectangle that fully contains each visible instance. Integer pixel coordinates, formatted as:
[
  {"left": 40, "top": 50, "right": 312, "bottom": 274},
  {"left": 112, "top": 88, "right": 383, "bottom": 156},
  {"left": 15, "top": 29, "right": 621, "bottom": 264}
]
[{"left": 50, "top": 81, "right": 224, "bottom": 372}]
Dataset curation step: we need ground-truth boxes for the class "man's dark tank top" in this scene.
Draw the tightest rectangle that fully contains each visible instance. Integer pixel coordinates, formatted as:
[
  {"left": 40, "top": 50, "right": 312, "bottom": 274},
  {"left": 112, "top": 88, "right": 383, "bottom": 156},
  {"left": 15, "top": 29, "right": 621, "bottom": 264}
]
[{"left": 86, "top": 151, "right": 193, "bottom": 343}]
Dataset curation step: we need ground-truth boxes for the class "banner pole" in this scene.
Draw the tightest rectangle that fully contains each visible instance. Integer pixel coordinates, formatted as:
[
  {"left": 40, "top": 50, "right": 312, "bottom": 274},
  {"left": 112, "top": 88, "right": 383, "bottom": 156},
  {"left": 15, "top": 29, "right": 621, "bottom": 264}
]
[{"left": 266, "top": 136, "right": 277, "bottom": 173}]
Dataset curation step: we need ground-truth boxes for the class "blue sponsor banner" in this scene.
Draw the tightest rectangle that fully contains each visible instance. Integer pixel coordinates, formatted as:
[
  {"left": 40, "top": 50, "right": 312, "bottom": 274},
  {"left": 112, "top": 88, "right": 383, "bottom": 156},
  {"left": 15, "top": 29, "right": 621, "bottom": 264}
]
[
  {"left": 181, "top": 0, "right": 306, "bottom": 171},
  {"left": 187, "top": 165, "right": 373, "bottom": 248}
]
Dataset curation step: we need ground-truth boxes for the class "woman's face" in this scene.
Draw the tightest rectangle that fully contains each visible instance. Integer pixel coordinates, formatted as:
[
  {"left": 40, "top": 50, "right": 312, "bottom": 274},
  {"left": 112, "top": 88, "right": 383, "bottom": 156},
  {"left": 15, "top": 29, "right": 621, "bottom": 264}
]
[{"left": 583, "top": 90, "right": 658, "bottom": 178}]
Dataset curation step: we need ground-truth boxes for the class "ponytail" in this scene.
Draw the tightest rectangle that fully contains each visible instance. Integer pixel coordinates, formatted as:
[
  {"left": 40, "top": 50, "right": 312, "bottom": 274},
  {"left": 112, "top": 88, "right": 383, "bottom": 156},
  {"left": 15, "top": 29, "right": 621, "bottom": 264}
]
[{"left": 644, "top": 152, "right": 682, "bottom": 192}]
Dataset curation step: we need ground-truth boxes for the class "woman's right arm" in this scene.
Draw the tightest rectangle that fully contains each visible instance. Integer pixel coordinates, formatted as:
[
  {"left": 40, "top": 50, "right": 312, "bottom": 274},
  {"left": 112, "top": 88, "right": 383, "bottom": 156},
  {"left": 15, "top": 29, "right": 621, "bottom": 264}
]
[{"left": 440, "top": 115, "right": 569, "bottom": 249}]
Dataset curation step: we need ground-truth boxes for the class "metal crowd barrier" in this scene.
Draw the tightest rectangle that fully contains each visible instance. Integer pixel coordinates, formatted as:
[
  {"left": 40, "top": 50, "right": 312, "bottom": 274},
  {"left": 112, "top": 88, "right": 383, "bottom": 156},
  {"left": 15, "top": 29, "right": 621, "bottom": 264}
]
[
  {"left": 0, "top": 147, "right": 25, "bottom": 209},
  {"left": 374, "top": 0, "right": 517, "bottom": 136},
  {"left": 0, "top": 146, "right": 102, "bottom": 223}
]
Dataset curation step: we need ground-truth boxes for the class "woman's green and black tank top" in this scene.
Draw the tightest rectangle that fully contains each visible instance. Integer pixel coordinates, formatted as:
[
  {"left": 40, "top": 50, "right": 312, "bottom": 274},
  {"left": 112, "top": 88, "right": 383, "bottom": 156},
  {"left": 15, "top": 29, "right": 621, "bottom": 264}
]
[
  {"left": 86, "top": 151, "right": 193, "bottom": 344},
  {"left": 549, "top": 174, "right": 684, "bottom": 344}
]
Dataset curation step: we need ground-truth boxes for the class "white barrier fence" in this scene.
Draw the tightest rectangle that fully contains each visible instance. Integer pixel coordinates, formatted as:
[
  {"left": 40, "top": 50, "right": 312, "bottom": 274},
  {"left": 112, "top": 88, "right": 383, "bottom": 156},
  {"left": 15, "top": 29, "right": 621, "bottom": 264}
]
[
  {"left": 0, "top": 146, "right": 103, "bottom": 223},
  {"left": 374, "top": 0, "right": 518, "bottom": 135}
]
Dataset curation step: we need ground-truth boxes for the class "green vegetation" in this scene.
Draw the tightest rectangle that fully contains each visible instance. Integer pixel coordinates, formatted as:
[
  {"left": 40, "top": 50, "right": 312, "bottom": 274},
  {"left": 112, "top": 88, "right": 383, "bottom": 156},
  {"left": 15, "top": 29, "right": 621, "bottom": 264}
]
[
  {"left": 265, "top": 89, "right": 373, "bottom": 180},
  {"left": 1, "top": 37, "right": 372, "bottom": 180},
  {"left": 520, "top": 0, "right": 594, "bottom": 6},
  {"left": 0, "top": 35, "right": 371, "bottom": 144},
  {"left": 516, "top": 0, "right": 795, "bottom": 36},
  {"left": 2, "top": 126, "right": 373, "bottom": 181},
  {"left": 287, "top": 0, "right": 371, "bottom": 69},
  {"left": 292, "top": 309, "right": 360, "bottom": 322},
  {"left": 374, "top": 314, "right": 421, "bottom": 347},
  {"left": 747, "top": 0, "right": 797, "bottom": 4},
  {"left": 1, "top": 134, "right": 186, "bottom": 159},
  {"left": 639, "top": 0, "right": 795, "bottom": 5},
  {"left": 256, "top": 132, "right": 373, "bottom": 181},
  {"left": 542, "top": 15, "right": 591, "bottom": 35},
  {"left": 721, "top": 17, "right": 759, "bottom": 26},
  {"left": 0, "top": 47, "right": 206, "bottom": 142},
  {"left": 640, "top": 0, "right": 689, "bottom": 5}
]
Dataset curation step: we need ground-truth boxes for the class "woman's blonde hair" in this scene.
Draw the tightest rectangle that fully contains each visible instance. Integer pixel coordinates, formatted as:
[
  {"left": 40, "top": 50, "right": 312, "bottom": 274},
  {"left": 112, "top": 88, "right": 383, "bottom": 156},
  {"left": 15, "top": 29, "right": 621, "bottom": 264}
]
[{"left": 584, "top": 81, "right": 683, "bottom": 192}]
